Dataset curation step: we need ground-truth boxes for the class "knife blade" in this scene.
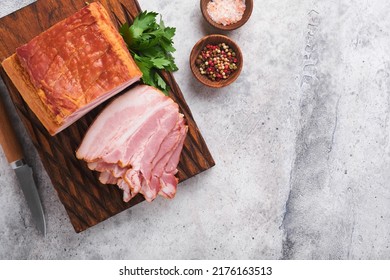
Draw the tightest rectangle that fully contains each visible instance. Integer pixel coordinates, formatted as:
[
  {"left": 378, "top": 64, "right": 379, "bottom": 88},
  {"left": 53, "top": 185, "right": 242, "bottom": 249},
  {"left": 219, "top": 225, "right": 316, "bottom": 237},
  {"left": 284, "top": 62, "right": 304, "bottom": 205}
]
[{"left": 0, "top": 93, "right": 46, "bottom": 236}]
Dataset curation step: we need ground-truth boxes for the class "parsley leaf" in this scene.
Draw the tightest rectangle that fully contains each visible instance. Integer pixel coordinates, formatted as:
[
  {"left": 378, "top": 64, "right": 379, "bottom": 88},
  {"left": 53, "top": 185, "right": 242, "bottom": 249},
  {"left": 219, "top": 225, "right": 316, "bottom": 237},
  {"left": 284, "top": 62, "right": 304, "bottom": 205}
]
[{"left": 120, "top": 11, "right": 178, "bottom": 95}]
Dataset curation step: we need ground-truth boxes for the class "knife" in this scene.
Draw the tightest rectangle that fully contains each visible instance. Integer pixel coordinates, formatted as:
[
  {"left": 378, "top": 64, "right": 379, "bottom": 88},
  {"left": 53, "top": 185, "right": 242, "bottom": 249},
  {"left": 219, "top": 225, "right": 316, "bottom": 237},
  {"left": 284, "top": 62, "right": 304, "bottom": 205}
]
[{"left": 0, "top": 94, "right": 46, "bottom": 236}]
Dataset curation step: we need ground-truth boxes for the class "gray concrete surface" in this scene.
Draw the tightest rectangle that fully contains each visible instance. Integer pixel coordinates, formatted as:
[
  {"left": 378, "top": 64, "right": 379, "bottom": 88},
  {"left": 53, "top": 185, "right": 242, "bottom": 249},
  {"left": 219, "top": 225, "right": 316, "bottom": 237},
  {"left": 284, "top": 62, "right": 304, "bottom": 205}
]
[
  {"left": 1, "top": 0, "right": 390, "bottom": 259},
  {"left": 0, "top": 0, "right": 35, "bottom": 18}
]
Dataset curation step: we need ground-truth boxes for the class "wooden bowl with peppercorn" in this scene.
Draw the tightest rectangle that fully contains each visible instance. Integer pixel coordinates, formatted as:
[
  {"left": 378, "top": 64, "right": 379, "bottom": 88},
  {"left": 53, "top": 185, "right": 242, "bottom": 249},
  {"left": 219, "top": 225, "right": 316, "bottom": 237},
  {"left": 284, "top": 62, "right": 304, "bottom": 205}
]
[
  {"left": 190, "top": 34, "right": 243, "bottom": 88},
  {"left": 200, "top": 0, "right": 253, "bottom": 31}
]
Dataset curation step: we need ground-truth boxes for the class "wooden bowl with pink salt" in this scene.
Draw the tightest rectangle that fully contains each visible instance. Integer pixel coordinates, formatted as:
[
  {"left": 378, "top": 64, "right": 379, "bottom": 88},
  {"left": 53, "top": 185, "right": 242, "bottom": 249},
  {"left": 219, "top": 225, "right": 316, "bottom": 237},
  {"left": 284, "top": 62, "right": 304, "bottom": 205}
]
[{"left": 200, "top": 0, "right": 253, "bottom": 31}]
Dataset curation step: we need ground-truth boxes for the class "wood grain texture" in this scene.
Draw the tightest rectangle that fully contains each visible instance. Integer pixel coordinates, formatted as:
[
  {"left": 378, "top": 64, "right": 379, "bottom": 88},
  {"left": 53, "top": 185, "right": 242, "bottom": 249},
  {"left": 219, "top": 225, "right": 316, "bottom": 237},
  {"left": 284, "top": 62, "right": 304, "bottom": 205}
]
[{"left": 0, "top": 0, "right": 215, "bottom": 232}]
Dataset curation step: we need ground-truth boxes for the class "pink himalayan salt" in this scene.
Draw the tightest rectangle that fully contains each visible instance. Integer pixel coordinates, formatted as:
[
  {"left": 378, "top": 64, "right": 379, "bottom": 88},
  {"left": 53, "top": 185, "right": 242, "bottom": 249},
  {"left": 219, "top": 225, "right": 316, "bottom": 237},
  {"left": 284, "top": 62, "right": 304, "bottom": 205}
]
[{"left": 207, "top": 0, "right": 246, "bottom": 26}]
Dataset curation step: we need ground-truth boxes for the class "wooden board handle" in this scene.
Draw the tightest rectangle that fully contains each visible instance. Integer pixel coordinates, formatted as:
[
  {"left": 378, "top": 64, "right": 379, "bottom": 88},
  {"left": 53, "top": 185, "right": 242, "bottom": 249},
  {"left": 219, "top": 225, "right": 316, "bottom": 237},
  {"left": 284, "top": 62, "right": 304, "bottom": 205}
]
[{"left": 0, "top": 96, "right": 23, "bottom": 163}]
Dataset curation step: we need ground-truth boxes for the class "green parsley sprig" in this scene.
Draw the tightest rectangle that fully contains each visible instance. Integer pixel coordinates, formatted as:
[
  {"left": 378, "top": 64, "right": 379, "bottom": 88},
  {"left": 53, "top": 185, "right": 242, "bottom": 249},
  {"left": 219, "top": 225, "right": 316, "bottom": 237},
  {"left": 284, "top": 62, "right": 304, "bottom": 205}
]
[{"left": 120, "top": 11, "right": 178, "bottom": 95}]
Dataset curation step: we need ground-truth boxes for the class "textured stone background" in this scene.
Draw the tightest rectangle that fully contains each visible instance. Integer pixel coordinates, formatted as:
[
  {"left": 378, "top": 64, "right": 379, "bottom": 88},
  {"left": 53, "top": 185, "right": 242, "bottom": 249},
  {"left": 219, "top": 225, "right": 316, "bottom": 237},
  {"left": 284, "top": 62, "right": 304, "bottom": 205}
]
[
  {"left": 0, "top": 0, "right": 389, "bottom": 259},
  {"left": 0, "top": 0, "right": 35, "bottom": 18}
]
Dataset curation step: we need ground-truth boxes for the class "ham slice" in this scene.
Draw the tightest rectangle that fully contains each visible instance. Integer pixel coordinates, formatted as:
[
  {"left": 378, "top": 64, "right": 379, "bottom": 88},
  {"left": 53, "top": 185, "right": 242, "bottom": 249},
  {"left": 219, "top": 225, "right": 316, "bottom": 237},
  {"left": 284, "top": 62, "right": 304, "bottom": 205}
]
[
  {"left": 99, "top": 171, "right": 118, "bottom": 185},
  {"left": 76, "top": 85, "right": 188, "bottom": 202}
]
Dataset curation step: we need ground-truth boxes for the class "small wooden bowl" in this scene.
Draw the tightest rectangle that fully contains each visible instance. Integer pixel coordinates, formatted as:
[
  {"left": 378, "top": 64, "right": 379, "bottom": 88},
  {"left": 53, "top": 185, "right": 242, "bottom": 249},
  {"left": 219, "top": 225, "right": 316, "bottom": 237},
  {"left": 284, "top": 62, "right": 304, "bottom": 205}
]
[
  {"left": 200, "top": 0, "right": 253, "bottom": 31},
  {"left": 190, "top": 34, "right": 243, "bottom": 88}
]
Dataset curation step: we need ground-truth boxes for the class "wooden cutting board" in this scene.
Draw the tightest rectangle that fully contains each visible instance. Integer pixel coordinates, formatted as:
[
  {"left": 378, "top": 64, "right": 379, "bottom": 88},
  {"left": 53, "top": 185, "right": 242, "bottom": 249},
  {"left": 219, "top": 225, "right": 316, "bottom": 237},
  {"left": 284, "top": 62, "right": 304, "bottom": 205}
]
[{"left": 0, "top": 0, "right": 215, "bottom": 233}]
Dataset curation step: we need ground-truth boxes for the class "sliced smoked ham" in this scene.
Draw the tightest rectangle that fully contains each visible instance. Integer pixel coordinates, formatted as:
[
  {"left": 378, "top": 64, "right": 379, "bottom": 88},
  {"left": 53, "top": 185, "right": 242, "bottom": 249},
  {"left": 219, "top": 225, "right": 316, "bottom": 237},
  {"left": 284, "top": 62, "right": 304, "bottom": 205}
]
[{"left": 76, "top": 85, "right": 188, "bottom": 202}]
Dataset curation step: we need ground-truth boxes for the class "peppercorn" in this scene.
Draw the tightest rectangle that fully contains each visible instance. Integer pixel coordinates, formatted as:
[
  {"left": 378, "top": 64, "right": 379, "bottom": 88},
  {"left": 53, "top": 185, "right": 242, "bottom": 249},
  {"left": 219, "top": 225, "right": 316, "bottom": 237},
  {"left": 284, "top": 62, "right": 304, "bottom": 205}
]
[{"left": 197, "top": 43, "right": 238, "bottom": 82}]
